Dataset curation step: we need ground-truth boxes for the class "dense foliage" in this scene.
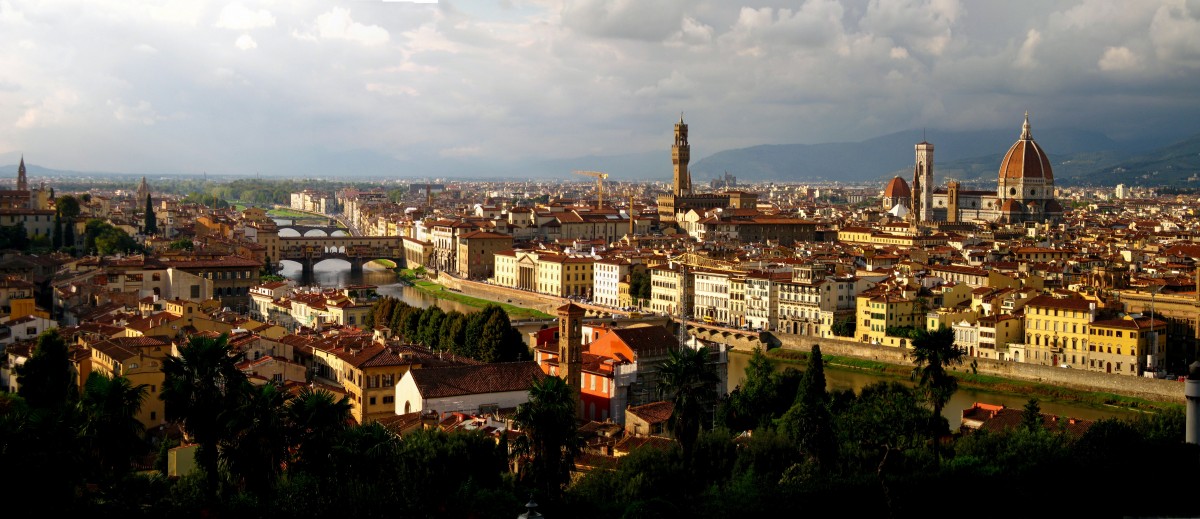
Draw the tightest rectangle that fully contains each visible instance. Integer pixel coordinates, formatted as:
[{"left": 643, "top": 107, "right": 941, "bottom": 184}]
[
  {"left": 3, "top": 329, "right": 1198, "bottom": 518},
  {"left": 365, "top": 297, "right": 530, "bottom": 362}
]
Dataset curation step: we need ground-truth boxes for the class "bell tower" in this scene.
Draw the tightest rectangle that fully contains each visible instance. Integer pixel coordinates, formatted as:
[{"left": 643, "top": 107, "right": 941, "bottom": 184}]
[
  {"left": 557, "top": 302, "right": 585, "bottom": 419},
  {"left": 17, "top": 156, "right": 27, "bottom": 191},
  {"left": 671, "top": 114, "right": 691, "bottom": 196},
  {"left": 913, "top": 141, "right": 934, "bottom": 222}
]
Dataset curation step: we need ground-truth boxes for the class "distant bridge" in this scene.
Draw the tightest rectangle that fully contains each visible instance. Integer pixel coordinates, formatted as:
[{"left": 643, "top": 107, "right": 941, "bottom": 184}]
[
  {"left": 276, "top": 223, "right": 348, "bottom": 236},
  {"left": 278, "top": 236, "right": 406, "bottom": 278}
]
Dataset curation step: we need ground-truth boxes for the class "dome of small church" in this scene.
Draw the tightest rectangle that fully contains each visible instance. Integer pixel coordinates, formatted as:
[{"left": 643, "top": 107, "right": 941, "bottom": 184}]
[
  {"left": 998, "top": 113, "right": 1053, "bottom": 181},
  {"left": 883, "top": 176, "right": 911, "bottom": 198},
  {"left": 1044, "top": 199, "right": 1064, "bottom": 214}
]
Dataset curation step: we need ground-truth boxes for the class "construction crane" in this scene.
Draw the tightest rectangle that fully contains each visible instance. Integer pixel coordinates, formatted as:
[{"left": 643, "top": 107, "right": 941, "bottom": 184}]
[{"left": 573, "top": 170, "right": 608, "bottom": 210}]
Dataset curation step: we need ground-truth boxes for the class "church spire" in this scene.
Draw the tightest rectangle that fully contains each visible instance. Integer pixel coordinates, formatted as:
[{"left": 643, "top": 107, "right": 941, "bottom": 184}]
[
  {"left": 17, "top": 155, "right": 27, "bottom": 191},
  {"left": 1021, "top": 111, "right": 1031, "bottom": 140}
]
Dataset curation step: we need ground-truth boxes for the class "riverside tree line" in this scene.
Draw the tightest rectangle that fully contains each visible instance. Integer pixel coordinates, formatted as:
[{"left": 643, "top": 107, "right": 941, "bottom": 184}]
[{"left": 1, "top": 326, "right": 1197, "bottom": 517}]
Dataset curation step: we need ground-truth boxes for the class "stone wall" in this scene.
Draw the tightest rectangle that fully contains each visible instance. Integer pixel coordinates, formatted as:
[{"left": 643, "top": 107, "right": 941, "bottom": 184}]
[{"left": 771, "top": 333, "right": 1186, "bottom": 404}]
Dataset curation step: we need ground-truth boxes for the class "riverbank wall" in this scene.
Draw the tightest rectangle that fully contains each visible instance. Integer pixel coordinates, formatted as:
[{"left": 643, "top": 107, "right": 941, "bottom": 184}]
[
  {"left": 435, "top": 272, "right": 1184, "bottom": 404},
  {"left": 770, "top": 333, "right": 1186, "bottom": 405}
]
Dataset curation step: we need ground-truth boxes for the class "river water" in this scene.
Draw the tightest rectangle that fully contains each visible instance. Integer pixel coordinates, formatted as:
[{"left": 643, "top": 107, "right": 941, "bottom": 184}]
[
  {"left": 726, "top": 350, "right": 1143, "bottom": 425},
  {"left": 278, "top": 259, "right": 478, "bottom": 315}
]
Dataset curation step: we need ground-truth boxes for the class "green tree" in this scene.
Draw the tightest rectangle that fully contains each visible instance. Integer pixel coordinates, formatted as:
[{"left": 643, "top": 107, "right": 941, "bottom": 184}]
[
  {"left": 169, "top": 238, "right": 194, "bottom": 251},
  {"left": 145, "top": 193, "right": 158, "bottom": 234},
  {"left": 16, "top": 329, "right": 78, "bottom": 410},
  {"left": 512, "top": 375, "right": 580, "bottom": 501},
  {"left": 63, "top": 217, "right": 76, "bottom": 252},
  {"left": 777, "top": 344, "right": 837, "bottom": 468},
  {"left": 96, "top": 226, "right": 141, "bottom": 255},
  {"left": 718, "top": 346, "right": 777, "bottom": 431},
  {"left": 417, "top": 306, "right": 445, "bottom": 347},
  {"left": 909, "top": 327, "right": 964, "bottom": 459},
  {"left": 78, "top": 372, "right": 148, "bottom": 482},
  {"left": 286, "top": 386, "right": 352, "bottom": 476},
  {"left": 657, "top": 344, "right": 720, "bottom": 458},
  {"left": 1021, "top": 398, "right": 1042, "bottom": 432},
  {"left": 52, "top": 213, "right": 63, "bottom": 249},
  {"left": 222, "top": 383, "right": 291, "bottom": 495},
  {"left": 0, "top": 223, "right": 30, "bottom": 251},
  {"left": 630, "top": 268, "right": 651, "bottom": 305},
  {"left": 160, "top": 333, "right": 250, "bottom": 501},
  {"left": 56, "top": 195, "right": 81, "bottom": 219}
]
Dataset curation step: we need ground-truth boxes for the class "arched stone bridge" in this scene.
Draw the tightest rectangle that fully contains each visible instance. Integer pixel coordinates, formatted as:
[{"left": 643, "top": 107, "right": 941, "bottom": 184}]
[
  {"left": 278, "top": 236, "right": 406, "bottom": 278},
  {"left": 276, "top": 223, "right": 345, "bottom": 236}
]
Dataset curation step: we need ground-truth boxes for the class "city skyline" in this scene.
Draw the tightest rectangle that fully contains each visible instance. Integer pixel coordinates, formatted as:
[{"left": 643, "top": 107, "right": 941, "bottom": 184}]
[{"left": 2, "top": 1, "right": 1199, "bottom": 176}]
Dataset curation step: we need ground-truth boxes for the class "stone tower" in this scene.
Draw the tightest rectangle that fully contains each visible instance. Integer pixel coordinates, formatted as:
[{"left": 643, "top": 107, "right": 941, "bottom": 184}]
[
  {"left": 946, "top": 180, "right": 960, "bottom": 223},
  {"left": 913, "top": 141, "right": 934, "bottom": 222},
  {"left": 137, "top": 176, "right": 150, "bottom": 202},
  {"left": 17, "top": 156, "right": 27, "bottom": 191},
  {"left": 557, "top": 302, "right": 585, "bottom": 420},
  {"left": 671, "top": 114, "right": 691, "bottom": 197}
]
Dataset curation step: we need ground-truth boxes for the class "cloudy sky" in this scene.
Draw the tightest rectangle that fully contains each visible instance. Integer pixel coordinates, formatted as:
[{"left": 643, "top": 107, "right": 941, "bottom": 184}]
[{"left": 2, "top": 0, "right": 1199, "bottom": 176}]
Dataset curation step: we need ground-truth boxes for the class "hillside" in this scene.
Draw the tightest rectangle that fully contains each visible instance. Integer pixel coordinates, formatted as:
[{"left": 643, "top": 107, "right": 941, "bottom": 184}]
[
  {"left": 1079, "top": 133, "right": 1200, "bottom": 187},
  {"left": 690, "top": 127, "right": 1123, "bottom": 184}
]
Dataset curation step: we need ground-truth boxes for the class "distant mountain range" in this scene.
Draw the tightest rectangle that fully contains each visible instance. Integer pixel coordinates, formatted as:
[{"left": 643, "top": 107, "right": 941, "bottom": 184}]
[
  {"left": 3, "top": 128, "right": 1199, "bottom": 187},
  {"left": 690, "top": 128, "right": 1200, "bottom": 188}
]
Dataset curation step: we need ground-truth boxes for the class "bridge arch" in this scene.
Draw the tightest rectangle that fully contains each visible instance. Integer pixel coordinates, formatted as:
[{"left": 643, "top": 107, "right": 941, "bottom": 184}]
[{"left": 303, "top": 229, "right": 329, "bottom": 237}]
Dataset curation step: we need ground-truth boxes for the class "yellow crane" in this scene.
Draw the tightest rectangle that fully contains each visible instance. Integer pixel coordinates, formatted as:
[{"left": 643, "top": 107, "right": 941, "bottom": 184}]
[{"left": 573, "top": 170, "right": 608, "bottom": 210}]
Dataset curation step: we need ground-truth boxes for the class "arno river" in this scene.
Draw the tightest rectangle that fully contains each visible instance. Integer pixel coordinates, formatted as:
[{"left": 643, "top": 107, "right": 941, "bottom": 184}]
[{"left": 283, "top": 258, "right": 1148, "bottom": 425}]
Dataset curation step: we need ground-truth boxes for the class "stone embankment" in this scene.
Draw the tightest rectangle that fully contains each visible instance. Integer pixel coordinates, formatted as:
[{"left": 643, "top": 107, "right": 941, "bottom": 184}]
[
  {"left": 434, "top": 272, "right": 1184, "bottom": 404},
  {"left": 771, "top": 333, "right": 1186, "bottom": 405}
]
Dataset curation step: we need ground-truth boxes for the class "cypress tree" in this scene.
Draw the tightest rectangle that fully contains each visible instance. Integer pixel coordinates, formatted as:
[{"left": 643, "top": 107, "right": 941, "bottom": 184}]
[
  {"left": 145, "top": 193, "right": 157, "bottom": 235},
  {"left": 52, "top": 213, "right": 63, "bottom": 249}
]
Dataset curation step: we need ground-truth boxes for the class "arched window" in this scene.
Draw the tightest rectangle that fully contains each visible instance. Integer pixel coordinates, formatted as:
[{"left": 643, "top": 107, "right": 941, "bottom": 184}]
[{"left": 404, "top": 401, "right": 411, "bottom": 414}]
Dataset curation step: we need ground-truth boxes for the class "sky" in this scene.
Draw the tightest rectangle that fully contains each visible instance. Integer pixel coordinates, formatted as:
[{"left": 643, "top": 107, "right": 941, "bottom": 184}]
[{"left": 1, "top": 0, "right": 1199, "bottom": 177}]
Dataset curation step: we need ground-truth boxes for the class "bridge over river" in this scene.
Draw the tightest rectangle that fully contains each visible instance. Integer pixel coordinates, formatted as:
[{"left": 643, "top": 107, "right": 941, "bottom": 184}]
[{"left": 278, "top": 235, "right": 406, "bottom": 279}]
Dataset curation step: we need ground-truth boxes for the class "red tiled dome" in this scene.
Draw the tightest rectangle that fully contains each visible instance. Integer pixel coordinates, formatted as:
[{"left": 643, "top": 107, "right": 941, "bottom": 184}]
[
  {"left": 1044, "top": 199, "right": 1064, "bottom": 213},
  {"left": 883, "top": 176, "right": 911, "bottom": 198},
  {"left": 998, "top": 114, "right": 1053, "bottom": 181},
  {"left": 1000, "top": 199, "right": 1024, "bottom": 213}
]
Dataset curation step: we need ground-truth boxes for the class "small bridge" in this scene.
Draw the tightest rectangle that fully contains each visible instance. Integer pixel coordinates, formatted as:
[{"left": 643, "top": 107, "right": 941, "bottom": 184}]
[{"left": 278, "top": 236, "right": 406, "bottom": 278}]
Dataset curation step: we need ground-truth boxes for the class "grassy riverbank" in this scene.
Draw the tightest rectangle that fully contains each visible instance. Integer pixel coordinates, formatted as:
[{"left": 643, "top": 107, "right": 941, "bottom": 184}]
[
  {"left": 398, "top": 268, "right": 553, "bottom": 320},
  {"left": 746, "top": 347, "right": 1182, "bottom": 415}
]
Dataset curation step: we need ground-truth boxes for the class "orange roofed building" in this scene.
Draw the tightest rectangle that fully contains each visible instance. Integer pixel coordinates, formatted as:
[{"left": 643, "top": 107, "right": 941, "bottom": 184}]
[{"left": 533, "top": 323, "right": 676, "bottom": 424}]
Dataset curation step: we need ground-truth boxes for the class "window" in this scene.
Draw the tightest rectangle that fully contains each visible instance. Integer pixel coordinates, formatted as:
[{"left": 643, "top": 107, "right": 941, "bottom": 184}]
[
  {"left": 150, "top": 411, "right": 157, "bottom": 421},
  {"left": 369, "top": 396, "right": 376, "bottom": 405},
  {"left": 383, "top": 396, "right": 394, "bottom": 404}
]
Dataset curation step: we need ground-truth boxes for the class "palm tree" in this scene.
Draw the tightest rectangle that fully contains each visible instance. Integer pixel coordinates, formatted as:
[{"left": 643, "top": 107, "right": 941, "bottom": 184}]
[
  {"left": 512, "top": 375, "right": 579, "bottom": 501},
  {"left": 79, "top": 372, "right": 148, "bottom": 482},
  {"left": 286, "top": 386, "right": 352, "bottom": 475},
  {"left": 657, "top": 344, "right": 720, "bottom": 458},
  {"left": 160, "top": 334, "right": 249, "bottom": 500},
  {"left": 222, "top": 383, "right": 292, "bottom": 494},
  {"left": 909, "top": 327, "right": 964, "bottom": 459}
]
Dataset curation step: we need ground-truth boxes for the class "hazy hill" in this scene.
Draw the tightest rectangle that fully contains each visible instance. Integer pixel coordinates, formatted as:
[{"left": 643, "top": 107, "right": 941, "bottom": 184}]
[
  {"left": 1078, "top": 133, "right": 1200, "bottom": 187},
  {"left": 689, "top": 127, "right": 1123, "bottom": 184}
]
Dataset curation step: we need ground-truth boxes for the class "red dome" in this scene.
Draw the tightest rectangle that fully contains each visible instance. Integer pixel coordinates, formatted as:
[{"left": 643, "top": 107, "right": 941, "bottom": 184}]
[
  {"left": 998, "top": 114, "right": 1053, "bottom": 181},
  {"left": 1044, "top": 199, "right": 1064, "bottom": 213},
  {"left": 1000, "top": 199, "right": 1024, "bottom": 213},
  {"left": 884, "top": 176, "right": 911, "bottom": 198}
]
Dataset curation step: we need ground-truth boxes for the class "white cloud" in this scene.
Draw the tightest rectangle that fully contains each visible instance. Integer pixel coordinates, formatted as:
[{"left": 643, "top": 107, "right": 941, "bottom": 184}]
[
  {"left": 16, "top": 89, "right": 79, "bottom": 129},
  {"left": 439, "top": 145, "right": 481, "bottom": 157},
  {"left": 1016, "top": 29, "right": 1041, "bottom": 69},
  {"left": 365, "top": 83, "right": 419, "bottom": 96},
  {"left": 1150, "top": 1, "right": 1200, "bottom": 67},
  {"left": 134, "top": 43, "right": 159, "bottom": 54},
  {"left": 235, "top": 34, "right": 257, "bottom": 50},
  {"left": 1098, "top": 46, "right": 1138, "bottom": 71},
  {"left": 215, "top": 3, "right": 275, "bottom": 31},
  {"left": 109, "top": 99, "right": 164, "bottom": 125},
  {"left": 0, "top": 1, "right": 30, "bottom": 26},
  {"left": 890, "top": 46, "right": 910, "bottom": 59},
  {"left": 298, "top": 7, "right": 390, "bottom": 47},
  {"left": 563, "top": 0, "right": 687, "bottom": 41}
]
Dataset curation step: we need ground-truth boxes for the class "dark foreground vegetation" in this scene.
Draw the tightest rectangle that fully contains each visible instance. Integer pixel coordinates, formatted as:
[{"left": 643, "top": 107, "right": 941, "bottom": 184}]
[{"left": 1, "top": 329, "right": 1196, "bottom": 518}]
